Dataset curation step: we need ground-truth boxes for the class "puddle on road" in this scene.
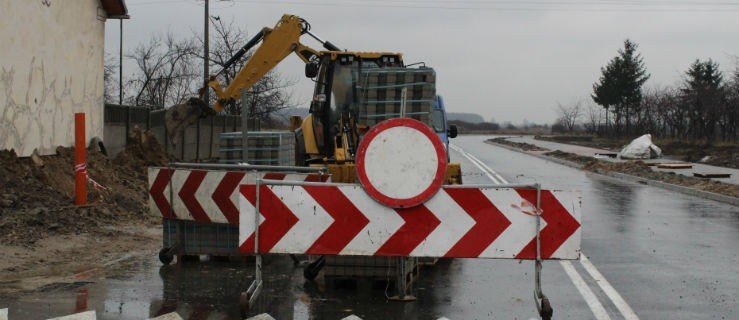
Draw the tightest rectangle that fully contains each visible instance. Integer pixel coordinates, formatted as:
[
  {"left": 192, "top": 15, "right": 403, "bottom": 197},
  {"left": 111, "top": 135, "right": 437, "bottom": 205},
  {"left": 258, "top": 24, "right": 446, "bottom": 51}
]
[{"left": 0, "top": 255, "right": 463, "bottom": 319}]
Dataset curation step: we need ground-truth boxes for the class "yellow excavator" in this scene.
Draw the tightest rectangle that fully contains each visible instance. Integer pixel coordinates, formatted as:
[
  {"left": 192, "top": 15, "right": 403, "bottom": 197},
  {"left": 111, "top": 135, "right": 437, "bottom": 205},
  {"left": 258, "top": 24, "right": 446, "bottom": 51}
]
[{"left": 166, "top": 14, "right": 461, "bottom": 183}]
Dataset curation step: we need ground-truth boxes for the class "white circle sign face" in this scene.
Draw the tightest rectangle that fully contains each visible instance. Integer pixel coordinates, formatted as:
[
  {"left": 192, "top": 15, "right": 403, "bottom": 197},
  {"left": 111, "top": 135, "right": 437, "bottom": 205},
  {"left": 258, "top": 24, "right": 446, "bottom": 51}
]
[{"left": 356, "top": 118, "right": 447, "bottom": 208}]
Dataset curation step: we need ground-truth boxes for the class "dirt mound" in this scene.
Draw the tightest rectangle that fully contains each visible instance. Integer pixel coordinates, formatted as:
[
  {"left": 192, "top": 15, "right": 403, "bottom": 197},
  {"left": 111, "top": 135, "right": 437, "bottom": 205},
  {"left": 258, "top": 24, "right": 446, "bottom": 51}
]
[
  {"left": 114, "top": 127, "right": 171, "bottom": 176},
  {"left": 0, "top": 129, "right": 168, "bottom": 247},
  {"left": 488, "top": 137, "right": 547, "bottom": 151},
  {"left": 544, "top": 150, "right": 598, "bottom": 165}
]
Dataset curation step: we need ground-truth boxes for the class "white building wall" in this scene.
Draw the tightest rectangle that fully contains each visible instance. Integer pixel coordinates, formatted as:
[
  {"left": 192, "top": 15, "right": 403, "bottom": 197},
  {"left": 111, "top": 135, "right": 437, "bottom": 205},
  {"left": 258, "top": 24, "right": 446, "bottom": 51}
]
[{"left": 0, "top": 0, "right": 106, "bottom": 157}]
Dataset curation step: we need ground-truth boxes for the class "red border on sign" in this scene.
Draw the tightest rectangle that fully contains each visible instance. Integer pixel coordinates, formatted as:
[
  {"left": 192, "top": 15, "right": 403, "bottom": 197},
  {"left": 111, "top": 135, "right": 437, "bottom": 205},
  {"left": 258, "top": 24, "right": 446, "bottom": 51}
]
[{"left": 356, "top": 118, "right": 448, "bottom": 208}]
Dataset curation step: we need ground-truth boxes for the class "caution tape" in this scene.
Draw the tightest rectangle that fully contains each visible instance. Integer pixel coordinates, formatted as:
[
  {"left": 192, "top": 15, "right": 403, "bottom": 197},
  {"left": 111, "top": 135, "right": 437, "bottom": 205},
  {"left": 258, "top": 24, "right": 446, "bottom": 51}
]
[{"left": 74, "top": 163, "right": 109, "bottom": 191}]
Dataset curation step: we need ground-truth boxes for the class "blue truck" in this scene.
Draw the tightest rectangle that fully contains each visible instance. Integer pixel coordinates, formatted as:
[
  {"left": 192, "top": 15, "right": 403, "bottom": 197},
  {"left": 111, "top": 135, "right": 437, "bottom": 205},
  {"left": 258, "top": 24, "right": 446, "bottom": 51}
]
[{"left": 430, "top": 95, "right": 458, "bottom": 160}]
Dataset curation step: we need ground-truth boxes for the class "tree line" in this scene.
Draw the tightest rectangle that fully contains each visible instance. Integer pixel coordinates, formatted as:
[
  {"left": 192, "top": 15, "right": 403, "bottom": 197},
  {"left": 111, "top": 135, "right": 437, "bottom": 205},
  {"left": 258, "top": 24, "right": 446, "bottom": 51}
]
[{"left": 556, "top": 39, "right": 739, "bottom": 143}]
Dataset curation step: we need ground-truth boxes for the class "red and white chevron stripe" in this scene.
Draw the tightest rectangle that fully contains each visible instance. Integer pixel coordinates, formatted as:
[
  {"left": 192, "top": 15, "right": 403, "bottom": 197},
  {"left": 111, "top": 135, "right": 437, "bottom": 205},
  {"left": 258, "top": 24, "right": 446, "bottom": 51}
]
[
  {"left": 148, "top": 168, "right": 330, "bottom": 224},
  {"left": 239, "top": 184, "right": 581, "bottom": 260}
]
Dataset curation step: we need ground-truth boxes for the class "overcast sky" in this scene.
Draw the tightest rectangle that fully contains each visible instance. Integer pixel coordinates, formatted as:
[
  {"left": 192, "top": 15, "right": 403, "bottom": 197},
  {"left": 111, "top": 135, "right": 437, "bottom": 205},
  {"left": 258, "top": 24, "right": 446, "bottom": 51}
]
[{"left": 104, "top": 0, "right": 739, "bottom": 124}]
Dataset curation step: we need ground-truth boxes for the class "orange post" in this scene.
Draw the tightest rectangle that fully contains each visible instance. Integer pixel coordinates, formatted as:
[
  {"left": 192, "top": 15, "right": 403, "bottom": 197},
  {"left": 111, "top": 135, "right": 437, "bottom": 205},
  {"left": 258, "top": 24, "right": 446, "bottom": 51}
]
[{"left": 75, "top": 113, "right": 86, "bottom": 205}]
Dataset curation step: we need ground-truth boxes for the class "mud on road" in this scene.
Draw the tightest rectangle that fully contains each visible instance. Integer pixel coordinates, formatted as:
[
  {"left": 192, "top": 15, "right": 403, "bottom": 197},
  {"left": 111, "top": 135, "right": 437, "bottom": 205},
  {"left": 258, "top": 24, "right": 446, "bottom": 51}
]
[{"left": 0, "top": 129, "right": 168, "bottom": 298}]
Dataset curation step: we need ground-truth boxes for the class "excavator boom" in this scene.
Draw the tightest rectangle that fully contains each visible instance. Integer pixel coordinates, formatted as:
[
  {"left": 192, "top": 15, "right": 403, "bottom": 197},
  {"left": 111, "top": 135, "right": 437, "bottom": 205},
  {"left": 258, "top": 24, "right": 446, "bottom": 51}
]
[
  {"left": 209, "top": 14, "right": 317, "bottom": 112},
  {"left": 165, "top": 14, "right": 333, "bottom": 143}
]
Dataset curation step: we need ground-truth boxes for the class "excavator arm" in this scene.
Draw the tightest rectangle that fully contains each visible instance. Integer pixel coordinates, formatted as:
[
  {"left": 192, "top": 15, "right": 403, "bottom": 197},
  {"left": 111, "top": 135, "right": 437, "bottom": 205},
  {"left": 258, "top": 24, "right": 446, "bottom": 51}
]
[
  {"left": 165, "top": 14, "right": 338, "bottom": 144},
  {"left": 208, "top": 14, "right": 339, "bottom": 112}
]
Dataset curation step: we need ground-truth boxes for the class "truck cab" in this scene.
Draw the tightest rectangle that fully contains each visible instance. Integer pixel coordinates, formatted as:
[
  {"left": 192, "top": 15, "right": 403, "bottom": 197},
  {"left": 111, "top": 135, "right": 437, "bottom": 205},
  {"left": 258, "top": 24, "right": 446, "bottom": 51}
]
[{"left": 430, "top": 95, "right": 458, "bottom": 160}]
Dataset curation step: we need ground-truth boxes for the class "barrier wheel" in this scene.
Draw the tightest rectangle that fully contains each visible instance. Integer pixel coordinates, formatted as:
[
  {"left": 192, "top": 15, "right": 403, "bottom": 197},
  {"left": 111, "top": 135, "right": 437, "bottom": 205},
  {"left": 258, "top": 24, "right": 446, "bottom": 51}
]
[
  {"left": 303, "top": 256, "right": 325, "bottom": 280},
  {"left": 158, "top": 247, "right": 174, "bottom": 265}
]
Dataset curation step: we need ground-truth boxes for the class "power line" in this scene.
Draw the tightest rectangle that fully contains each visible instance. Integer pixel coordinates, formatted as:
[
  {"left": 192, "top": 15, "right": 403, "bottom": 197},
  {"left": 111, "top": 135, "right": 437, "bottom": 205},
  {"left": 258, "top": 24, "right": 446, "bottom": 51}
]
[
  {"left": 127, "top": 0, "right": 739, "bottom": 13},
  {"left": 227, "top": 0, "right": 739, "bottom": 12}
]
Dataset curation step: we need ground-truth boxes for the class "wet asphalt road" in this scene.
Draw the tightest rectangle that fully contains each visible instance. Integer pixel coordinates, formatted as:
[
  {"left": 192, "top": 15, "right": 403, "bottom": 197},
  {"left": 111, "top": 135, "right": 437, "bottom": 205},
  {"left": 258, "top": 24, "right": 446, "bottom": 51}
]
[{"left": 2, "top": 135, "right": 738, "bottom": 319}]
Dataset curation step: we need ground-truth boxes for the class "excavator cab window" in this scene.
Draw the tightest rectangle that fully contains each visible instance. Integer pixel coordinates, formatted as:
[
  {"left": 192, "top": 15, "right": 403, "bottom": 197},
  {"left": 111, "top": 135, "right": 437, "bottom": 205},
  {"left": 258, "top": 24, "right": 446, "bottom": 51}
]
[
  {"left": 310, "top": 56, "right": 332, "bottom": 155},
  {"left": 330, "top": 59, "right": 359, "bottom": 124},
  {"left": 309, "top": 54, "right": 403, "bottom": 159}
]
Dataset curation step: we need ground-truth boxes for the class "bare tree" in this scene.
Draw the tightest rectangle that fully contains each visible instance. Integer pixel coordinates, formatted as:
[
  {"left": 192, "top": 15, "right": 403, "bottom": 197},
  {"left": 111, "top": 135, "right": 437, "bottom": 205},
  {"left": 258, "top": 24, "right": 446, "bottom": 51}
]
[
  {"left": 103, "top": 53, "right": 118, "bottom": 104},
  {"left": 555, "top": 101, "right": 582, "bottom": 132},
  {"left": 125, "top": 33, "right": 199, "bottom": 109},
  {"left": 584, "top": 100, "right": 605, "bottom": 134}
]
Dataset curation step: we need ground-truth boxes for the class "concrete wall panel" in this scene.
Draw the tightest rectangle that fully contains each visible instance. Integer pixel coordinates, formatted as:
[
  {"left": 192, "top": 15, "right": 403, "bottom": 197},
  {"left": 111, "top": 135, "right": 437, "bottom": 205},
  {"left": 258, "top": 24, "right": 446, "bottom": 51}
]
[{"left": 0, "top": 0, "right": 106, "bottom": 156}]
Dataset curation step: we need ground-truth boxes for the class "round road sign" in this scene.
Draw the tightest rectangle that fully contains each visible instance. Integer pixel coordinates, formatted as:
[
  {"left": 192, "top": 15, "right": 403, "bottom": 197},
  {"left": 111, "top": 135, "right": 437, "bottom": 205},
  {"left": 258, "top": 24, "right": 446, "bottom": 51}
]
[{"left": 356, "top": 118, "right": 447, "bottom": 208}]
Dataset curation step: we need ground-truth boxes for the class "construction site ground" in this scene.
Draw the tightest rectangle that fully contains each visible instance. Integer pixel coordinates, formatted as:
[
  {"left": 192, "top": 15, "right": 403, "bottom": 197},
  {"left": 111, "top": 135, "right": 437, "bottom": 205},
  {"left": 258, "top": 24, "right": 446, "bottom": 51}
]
[
  {"left": 489, "top": 136, "right": 739, "bottom": 200},
  {"left": 2, "top": 132, "right": 738, "bottom": 299},
  {"left": 0, "top": 129, "right": 168, "bottom": 298}
]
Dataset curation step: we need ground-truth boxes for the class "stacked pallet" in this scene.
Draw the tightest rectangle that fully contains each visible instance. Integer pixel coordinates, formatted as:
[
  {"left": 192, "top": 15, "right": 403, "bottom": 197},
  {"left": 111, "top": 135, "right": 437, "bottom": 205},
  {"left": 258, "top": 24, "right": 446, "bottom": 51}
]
[
  {"left": 218, "top": 131, "right": 295, "bottom": 166},
  {"left": 357, "top": 67, "right": 436, "bottom": 126}
]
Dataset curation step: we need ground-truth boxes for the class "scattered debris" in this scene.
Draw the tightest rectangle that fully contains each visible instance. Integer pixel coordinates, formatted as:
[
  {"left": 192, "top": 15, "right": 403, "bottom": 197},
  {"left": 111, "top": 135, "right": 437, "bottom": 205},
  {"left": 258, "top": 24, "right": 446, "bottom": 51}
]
[
  {"left": 693, "top": 173, "right": 731, "bottom": 179},
  {"left": 594, "top": 152, "right": 618, "bottom": 158},
  {"left": 542, "top": 151, "right": 739, "bottom": 198},
  {"left": 656, "top": 163, "right": 693, "bottom": 169}
]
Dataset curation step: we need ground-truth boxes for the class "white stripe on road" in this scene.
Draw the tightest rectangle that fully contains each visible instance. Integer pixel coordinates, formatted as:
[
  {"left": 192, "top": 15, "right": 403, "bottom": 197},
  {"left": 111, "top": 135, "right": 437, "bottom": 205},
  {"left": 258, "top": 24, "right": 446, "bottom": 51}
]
[
  {"left": 451, "top": 142, "right": 639, "bottom": 320},
  {"left": 450, "top": 144, "right": 505, "bottom": 184},
  {"left": 581, "top": 254, "right": 640, "bottom": 320},
  {"left": 561, "top": 261, "right": 612, "bottom": 320}
]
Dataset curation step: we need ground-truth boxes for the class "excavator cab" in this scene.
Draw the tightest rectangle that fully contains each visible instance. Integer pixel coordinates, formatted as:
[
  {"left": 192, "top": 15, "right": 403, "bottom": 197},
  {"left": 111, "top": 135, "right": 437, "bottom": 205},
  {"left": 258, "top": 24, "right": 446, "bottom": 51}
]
[{"left": 298, "top": 52, "right": 404, "bottom": 164}]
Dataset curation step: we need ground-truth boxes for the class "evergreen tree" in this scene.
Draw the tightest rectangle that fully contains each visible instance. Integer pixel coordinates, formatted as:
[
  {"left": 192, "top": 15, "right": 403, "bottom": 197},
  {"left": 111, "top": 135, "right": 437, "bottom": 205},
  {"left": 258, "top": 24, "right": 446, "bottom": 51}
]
[
  {"left": 592, "top": 39, "right": 650, "bottom": 136},
  {"left": 681, "top": 59, "right": 724, "bottom": 140}
]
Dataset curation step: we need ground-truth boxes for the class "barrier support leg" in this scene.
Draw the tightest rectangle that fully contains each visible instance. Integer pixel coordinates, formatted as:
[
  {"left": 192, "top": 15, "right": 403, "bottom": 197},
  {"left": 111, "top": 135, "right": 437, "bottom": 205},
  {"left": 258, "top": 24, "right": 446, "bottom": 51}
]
[
  {"left": 533, "top": 184, "right": 553, "bottom": 320},
  {"left": 389, "top": 257, "right": 417, "bottom": 301},
  {"left": 241, "top": 178, "right": 264, "bottom": 317}
]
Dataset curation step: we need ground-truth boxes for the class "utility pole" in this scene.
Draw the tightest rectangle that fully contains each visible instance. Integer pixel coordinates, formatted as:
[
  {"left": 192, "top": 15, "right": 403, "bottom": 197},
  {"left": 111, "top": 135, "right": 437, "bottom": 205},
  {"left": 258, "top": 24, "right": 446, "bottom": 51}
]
[
  {"left": 121, "top": 19, "right": 129, "bottom": 143},
  {"left": 203, "top": 0, "right": 210, "bottom": 104},
  {"left": 119, "top": 19, "right": 124, "bottom": 106}
]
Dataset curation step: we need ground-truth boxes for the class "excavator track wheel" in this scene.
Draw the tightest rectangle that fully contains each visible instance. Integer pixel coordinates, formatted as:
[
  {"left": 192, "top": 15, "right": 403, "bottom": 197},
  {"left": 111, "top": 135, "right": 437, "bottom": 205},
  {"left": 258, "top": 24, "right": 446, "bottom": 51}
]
[{"left": 158, "top": 247, "right": 174, "bottom": 265}]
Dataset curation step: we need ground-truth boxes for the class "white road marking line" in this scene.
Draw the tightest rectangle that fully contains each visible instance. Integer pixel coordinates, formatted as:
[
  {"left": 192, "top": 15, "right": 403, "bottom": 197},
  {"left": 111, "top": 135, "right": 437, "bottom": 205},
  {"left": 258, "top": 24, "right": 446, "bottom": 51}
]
[
  {"left": 581, "top": 254, "right": 640, "bottom": 320},
  {"left": 561, "top": 261, "right": 613, "bottom": 320},
  {"left": 452, "top": 142, "right": 640, "bottom": 320},
  {"left": 450, "top": 144, "right": 505, "bottom": 184}
]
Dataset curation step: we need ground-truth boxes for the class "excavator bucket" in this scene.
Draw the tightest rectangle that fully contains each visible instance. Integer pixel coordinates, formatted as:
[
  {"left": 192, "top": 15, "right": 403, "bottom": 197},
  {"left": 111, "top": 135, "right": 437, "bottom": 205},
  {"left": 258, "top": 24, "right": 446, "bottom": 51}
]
[{"left": 164, "top": 98, "right": 213, "bottom": 146}]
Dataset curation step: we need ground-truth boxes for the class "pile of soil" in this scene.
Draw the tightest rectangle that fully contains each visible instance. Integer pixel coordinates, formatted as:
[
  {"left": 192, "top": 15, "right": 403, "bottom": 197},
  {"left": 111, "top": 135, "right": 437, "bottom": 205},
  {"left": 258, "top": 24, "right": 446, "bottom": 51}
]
[
  {"left": 0, "top": 128, "right": 169, "bottom": 247},
  {"left": 536, "top": 135, "right": 627, "bottom": 151},
  {"left": 543, "top": 150, "right": 597, "bottom": 165}
]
